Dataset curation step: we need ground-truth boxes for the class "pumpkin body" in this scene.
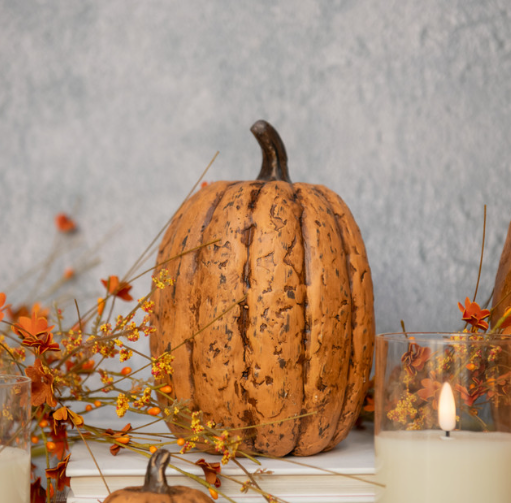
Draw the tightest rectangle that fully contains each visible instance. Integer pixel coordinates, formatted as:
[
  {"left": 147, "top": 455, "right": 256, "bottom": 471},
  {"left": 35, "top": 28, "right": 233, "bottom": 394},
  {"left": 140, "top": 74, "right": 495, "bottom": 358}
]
[
  {"left": 150, "top": 121, "right": 375, "bottom": 456},
  {"left": 103, "top": 450, "right": 213, "bottom": 503},
  {"left": 491, "top": 220, "right": 511, "bottom": 431},
  {"left": 103, "top": 486, "right": 212, "bottom": 503},
  {"left": 492, "top": 219, "right": 511, "bottom": 326}
]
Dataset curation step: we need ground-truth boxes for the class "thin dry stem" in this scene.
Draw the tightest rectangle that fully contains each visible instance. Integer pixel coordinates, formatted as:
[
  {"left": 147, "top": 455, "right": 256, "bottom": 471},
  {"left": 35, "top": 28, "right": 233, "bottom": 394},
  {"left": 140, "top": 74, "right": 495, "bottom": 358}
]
[
  {"left": 473, "top": 205, "right": 487, "bottom": 303},
  {"left": 122, "top": 151, "right": 219, "bottom": 282}
]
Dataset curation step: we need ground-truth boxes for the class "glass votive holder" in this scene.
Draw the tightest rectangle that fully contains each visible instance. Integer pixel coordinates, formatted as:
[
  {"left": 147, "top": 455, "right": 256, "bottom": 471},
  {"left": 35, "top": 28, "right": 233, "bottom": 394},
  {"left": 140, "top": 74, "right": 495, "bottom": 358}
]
[
  {"left": 0, "top": 375, "right": 31, "bottom": 503},
  {"left": 375, "top": 333, "right": 511, "bottom": 503}
]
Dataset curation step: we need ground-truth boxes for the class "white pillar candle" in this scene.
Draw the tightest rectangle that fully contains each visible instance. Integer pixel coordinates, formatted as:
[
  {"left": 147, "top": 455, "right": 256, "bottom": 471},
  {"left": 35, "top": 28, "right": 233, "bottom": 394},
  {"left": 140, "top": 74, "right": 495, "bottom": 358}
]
[
  {"left": 375, "top": 430, "right": 511, "bottom": 503},
  {"left": 0, "top": 446, "right": 30, "bottom": 503}
]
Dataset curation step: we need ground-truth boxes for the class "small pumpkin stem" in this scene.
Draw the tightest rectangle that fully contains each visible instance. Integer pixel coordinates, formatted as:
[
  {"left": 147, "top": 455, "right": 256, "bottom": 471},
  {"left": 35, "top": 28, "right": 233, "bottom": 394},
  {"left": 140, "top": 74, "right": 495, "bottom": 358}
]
[
  {"left": 143, "top": 449, "right": 170, "bottom": 494},
  {"left": 251, "top": 120, "right": 291, "bottom": 183}
]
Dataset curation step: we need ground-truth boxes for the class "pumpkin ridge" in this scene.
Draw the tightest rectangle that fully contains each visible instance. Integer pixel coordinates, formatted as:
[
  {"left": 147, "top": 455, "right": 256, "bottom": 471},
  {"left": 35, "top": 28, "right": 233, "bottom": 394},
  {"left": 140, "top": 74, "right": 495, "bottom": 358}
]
[
  {"left": 295, "top": 186, "right": 310, "bottom": 452},
  {"left": 201, "top": 182, "right": 239, "bottom": 234},
  {"left": 310, "top": 185, "right": 353, "bottom": 416},
  {"left": 243, "top": 181, "right": 304, "bottom": 455},
  {"left": 314, "top": 188, "right": 375, "bottom": 449},
  {"left": 238, "top": 183, "right": 265, "bottom": 450},
  {"left": 190, "top": 182, "right": 263, "bottom": 448},
  {"left": 291, "top": 184, "right": 352, "bottom": 455},
  {"left": 151, "top": 182, "right": 232, "bottom": 434},
  {"left": 289, "top": 186, "right": 308, "bottom": 452},
  {"left": 187, "top": 183, "right": 235, "bottom": 414}
]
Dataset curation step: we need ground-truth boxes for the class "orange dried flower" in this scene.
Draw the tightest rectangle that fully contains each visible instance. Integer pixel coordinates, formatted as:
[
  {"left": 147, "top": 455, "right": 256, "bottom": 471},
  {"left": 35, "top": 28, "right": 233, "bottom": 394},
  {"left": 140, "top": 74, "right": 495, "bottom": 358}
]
[
  {"left": 8, "top": 302, "right": 50, "bottom": 324},
  {"left": 458, "top": 297, "right": 490, "bottom": 331},
  {"left": 22, "top": 331, "right": 60, "bottom": 355},
  {"left": 46, "top": 454, "right": 71, "bottom": 491},
  {"left": 14, "top": 313, "right": 59, "bottom": 355},
  {"left": 401, "top": 343, "right": 431, "bottom": 376},
  {"left": 55, "top": 213, "right": 77, "bottom": 233},
  {"left": 417, "top": 378, "right": 442, "bottom": 409},
  {"left": 25, "top": 359, "right": 57, "bottom": 407},
  {"left": 13, "top": 312, "right": 54, "bottom": 338},
  {"left": 101, "top": 276, "right": 133, "bottom": 301},
  {"left": 53, "top": 406, "right": 84, "bottom": 431},
  {"left": 196, "top": 458, "right": 222, "bottom": 488},
  {"left": 104, "top": 423, "right": 132, "bottom": 456},
  {"left": 455, "top": 382, "right": 487, "bottom": 407},
  {"left": 48, "top": 422, "right": 69, "bottom": 460}
]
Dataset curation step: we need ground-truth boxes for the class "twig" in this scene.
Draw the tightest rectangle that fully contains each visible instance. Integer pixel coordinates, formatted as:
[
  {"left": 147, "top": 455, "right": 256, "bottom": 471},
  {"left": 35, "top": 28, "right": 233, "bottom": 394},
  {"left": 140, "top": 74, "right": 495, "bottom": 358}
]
[
  {"left": 74, "top": 423, "right": 111, "bottom": 495},
  {"left": 473, "top": 205, "right": 487, "bottom": 303},
  {"left": 122, "top": 152, "right": 219, "bottom": 282}
]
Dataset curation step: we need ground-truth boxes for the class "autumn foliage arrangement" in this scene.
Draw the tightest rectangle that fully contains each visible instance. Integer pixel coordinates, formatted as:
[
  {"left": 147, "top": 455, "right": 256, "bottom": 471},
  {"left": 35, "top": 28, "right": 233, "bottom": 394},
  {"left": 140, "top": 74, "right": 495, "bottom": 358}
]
[
  {"left": 381, "top": 296, "right": 511, "bottom": 432},
  {"left": 0, "top": 209, "right": 282, "bottom": 503}
]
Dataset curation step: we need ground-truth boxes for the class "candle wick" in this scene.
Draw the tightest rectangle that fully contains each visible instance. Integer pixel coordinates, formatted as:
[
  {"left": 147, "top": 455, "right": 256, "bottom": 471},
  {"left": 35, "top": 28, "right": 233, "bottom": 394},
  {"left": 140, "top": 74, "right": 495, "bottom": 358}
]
[{"left": 446, "top": 431, "right": 450, "bottom": 438}]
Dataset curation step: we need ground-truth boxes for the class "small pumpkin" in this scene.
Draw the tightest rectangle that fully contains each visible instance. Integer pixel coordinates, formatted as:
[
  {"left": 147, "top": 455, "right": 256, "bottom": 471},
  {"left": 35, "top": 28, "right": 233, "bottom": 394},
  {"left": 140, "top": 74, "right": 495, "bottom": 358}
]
[
  {"left": 103, "top": 449, "right": 213, "bottom": 503},
  {"left": 150, "top": 120, "right": 375, "bottom": 456}
]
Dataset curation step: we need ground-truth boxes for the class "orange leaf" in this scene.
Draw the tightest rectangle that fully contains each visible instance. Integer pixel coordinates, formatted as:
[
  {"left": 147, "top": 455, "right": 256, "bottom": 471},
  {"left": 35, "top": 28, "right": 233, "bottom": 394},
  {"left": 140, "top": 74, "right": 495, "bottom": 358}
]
[
  {"left": 101, "top": 276, "right": 133, "bottom": 302},
  {"left": 46, "top": 454, "right": 71, "bottom": 491}
]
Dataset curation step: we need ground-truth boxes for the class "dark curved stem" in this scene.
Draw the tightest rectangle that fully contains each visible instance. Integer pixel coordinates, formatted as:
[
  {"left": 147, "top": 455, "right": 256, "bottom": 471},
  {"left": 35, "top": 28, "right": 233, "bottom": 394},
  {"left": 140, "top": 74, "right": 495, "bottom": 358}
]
[
  {"left": 251, "top": 120, "right": 291, "bottom": 183},
  {"left": 143, "top": 449, "right": 170, "bottom": 494}
]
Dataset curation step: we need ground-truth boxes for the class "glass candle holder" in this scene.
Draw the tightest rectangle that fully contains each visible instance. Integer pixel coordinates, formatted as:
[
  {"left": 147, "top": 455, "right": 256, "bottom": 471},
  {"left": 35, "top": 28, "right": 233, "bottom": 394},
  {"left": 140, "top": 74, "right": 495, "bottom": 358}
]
[
  {"left": 0, "top": 375, "right": 31, "bottom": 503},
  {"left": 375, "top": 333, "right": 511, "bottom": 503}
]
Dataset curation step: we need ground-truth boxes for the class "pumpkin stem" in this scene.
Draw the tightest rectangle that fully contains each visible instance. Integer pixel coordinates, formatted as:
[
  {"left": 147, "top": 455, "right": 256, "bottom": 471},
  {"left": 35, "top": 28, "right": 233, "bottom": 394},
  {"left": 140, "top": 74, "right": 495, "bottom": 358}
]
[
  {"left": 142, "top": 449, "right": 171, "bottom": 494},
  {"left": 251, "top": 120, "right": 291, "bottom": 183}
]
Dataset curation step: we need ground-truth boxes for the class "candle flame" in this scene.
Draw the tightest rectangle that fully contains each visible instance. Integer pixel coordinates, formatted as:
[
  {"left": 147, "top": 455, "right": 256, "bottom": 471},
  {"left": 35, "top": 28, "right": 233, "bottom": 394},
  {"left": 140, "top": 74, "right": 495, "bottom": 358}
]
[{"left": 438, "top": 382, "right": 456, "bottom": 432}]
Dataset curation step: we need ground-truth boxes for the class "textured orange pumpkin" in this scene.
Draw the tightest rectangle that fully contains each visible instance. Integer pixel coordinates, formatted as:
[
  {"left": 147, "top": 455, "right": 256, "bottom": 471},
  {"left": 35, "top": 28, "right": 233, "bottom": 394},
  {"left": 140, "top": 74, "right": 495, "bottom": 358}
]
[
  {"left": 150, "top": 120, "right": 375, "bottom": 456},
  {"left": 103, "top": 450, "right": 213, "bottom": 502}
]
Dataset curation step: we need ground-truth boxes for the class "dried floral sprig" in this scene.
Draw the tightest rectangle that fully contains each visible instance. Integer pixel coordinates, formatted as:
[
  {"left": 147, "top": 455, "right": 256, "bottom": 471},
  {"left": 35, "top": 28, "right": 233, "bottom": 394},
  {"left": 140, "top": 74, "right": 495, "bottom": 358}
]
[
  {"left": 385, "top": 298, "right": 511, "bottom": 432},
  {"left": 1, "top": 160, "right": 332, "bottom": 503},
  {"left": 2, "top": 155, "right": 385, "bottom": 503}
]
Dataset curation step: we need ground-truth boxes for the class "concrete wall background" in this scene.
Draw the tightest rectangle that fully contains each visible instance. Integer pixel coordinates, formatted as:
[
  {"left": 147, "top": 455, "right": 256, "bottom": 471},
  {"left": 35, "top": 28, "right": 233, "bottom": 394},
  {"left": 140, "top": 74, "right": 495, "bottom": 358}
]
[{"left": 1, "top": 0, "right": 511, "bottom": 339}]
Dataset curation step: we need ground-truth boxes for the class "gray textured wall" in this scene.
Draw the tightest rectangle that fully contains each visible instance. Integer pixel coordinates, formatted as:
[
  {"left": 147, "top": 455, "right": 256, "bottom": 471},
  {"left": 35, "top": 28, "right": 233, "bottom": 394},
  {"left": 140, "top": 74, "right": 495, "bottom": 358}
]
[{"left": 1, "top": 0, "right": 511, "bottom": 337}]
